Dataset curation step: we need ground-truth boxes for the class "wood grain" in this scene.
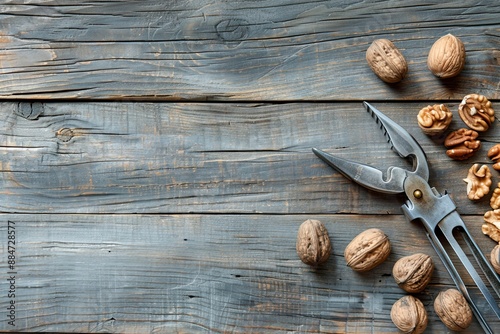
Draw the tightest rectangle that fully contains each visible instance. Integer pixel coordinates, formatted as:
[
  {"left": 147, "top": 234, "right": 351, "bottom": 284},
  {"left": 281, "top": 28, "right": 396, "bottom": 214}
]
[
  {"left": 0, "top": 213, "right": 497, "bottom": 333},
  {"left": 0, "top": 0, "right": 498, "bottom": 100},
  {"left": 1, "top": 101, "right": 499, "bottom": 215}
]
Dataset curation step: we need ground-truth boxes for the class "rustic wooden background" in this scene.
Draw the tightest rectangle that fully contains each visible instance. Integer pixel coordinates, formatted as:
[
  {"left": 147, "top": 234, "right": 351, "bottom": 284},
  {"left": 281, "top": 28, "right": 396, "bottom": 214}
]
[{"left": 1, "top": 1, "right": 500, "bottom": 333}]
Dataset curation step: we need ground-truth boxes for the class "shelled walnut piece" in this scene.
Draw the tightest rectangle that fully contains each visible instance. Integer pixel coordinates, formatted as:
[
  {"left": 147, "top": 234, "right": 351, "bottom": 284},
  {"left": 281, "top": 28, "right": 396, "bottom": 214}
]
[
  {"left": 417, "top": 104, "right": 453, "bottom": 136},
  {"left": 296, "top": 219, "right": 331, "bottom": 267},
  {"left": 490, "top": 183, "right": 500, "bottom": 209},
  {"left": 458, "top": 94, "right": 495, "bottom": 132},
  {"left": 482, "top": 210, "right": 500, "bottom": 243},
  {"left": 444, "top": 128, "right": 481, "bottom": 160},
  {"left": 434, "top": 289, "right": 472, "bottom": 331},
  {"left": 487, "top": 144, "right": 500, "bottom": 171},
  {"left": 391, "top": 295, "right": 428, "bottom": 334},
  {"left": 463, "top": 164, "right": 491, "bottom": 200},
  {"left": 491, "top": 244, "right": 500, "bottom": 274}
]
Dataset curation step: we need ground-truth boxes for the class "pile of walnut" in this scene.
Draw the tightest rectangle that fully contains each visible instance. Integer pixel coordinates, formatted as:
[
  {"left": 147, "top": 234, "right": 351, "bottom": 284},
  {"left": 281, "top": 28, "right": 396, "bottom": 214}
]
[
  {"left": 417, "top": 95, "right": 500, "bottom": 275},
  {"left": 296, "top": 221, "right": 472, "bottom": 333}
]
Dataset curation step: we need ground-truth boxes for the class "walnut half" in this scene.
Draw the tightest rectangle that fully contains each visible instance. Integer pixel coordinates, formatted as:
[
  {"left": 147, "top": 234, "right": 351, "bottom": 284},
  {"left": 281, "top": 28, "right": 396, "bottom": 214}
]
[
  {"left": 463, "top": 164, "right": 492, "bottom": 200},
  {"left": 487, "top": 144, "right": 500, "bottom": 171},
  {"left": 444, "top": 128, "right": 481, "bottom": 160},
  {"left": 482, "top": 210, "right": 500, "bottom": 243},
  {"left": 417, "top": 104, "right": 452, "bottom": 136},
  {"left": 458, "top": 94, "right": 495, "bottom": 132}
]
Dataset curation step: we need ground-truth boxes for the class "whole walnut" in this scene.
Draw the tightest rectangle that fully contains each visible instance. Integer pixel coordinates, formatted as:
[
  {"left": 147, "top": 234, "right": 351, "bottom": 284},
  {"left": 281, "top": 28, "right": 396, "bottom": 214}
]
[
  {"left": 344, "top": 228, "right": 390, "bottom": 272},
  {"left": 444, "top": 128, "right": 481, "bottom": 160},
  {"left": 434, "top": 289, "right": 472, "bottom": 331},
  {"left": 392, "top": 253, "right": 434, "bottom": 293},
  {"left": 296, "top": 219, "right": 331, "bottom": 266},
  {"left": 391, "top": 295, "right": 428, "bottom": 334},
  {"left": 366, "top": 39, "right": 408, "bottom": 83},
  {"left": 491, "top": 244, "right": 500, "bottom": 274},
  {"left": 427, "top": 34, "right": 465, "bottom": 78}
]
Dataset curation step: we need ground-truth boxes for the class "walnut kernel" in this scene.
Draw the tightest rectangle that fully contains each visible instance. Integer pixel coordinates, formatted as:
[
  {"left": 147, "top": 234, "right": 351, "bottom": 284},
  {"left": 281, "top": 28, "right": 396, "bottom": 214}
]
[
  {"left": 491, "top": 244, "right": 500, "bottom": 275},
  {"left": 490, "top": 183, "right": 500, "bottom": 209},
  {"left": 463, "top": 164, "right": 492, "bottom": 200},
  {"left": 487, "top": 144, "right": 500, "bottom": 171},
  {"left": 296, "top": 219, "right": 331, "bottom": 266},
  {"left": 458, "top": 94, "right": 495, "bottom": 132},
  {"left": 444, "top": 128, "right": 481, "bottom": 160},
  {"left": 417, "top": 104, "right": 452, "bottom": 136},
  {"left": 391, "top": 295, "right": 428, "bottom": 334},
  {"left": 392, "top": 253, "right": 434, "bottom": 293},
  {"left": 483, "top": 210, "right": 500, "bottom": 243},
  {"left": 366, "top": 39, "right": 408, "bottom": 83},
  {"left": 427, "top": 34, "right": 465, "bottom": 78},
  {"left": 344, "top": 228, "right": 390, "bottom": 272},
  {"left": 434, "top": 288, "right": 472, "bottom": 331}
]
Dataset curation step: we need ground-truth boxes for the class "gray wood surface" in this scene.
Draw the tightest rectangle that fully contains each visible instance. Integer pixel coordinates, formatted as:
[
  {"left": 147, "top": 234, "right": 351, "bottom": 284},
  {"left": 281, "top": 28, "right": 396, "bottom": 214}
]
[
  {"left": 1, "top": 0, "right": 500, "bottom": 333},
  {"left": 0, "top": 101, "right": 498, "bottom": 215},
  {"left": 0, "top": 214, "right": 497, "bottom": 333},
  {"left": 0, "top": 0, "right": 498, "bottom": 100}
]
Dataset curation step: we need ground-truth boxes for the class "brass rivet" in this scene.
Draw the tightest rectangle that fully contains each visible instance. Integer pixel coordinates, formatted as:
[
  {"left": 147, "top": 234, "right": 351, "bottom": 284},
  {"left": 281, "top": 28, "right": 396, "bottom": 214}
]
[{"left": 413, "top": 190, "right": 423, "bottom": 199}]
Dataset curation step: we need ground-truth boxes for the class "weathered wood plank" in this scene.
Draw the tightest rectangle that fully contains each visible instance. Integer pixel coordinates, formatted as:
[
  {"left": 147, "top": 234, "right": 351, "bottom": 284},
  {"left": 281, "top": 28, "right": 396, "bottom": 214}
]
[
  {"left": 1, "top": 101, "right": 499, "bottom": 215},
  {"left": 0, "top": 0, "right": 498, "bottom": 100},
  {"left": 0, "top": 214, "right": 497, "bottom": 333}
]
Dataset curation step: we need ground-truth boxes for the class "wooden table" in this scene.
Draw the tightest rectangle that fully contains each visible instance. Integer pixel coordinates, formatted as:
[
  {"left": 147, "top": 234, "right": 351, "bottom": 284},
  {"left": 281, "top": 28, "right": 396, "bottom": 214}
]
[{"left": 1, "top": 1, "right": 499, "bottom": 332}]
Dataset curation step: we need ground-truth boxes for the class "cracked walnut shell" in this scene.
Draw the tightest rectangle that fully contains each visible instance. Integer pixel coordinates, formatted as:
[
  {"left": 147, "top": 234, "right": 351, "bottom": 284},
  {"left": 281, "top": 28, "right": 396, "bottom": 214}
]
[
  {"left": 296, "top": 219, "right": 331, "bottom": 266},
  {"left": 417, "top": 104, "right": 452, "bottom": 136},
  {"left": 458, "top": 94, "right": 495, "bottom": 132},
  {"left": 366, "top": 39, "right": 408, "bottom": 83},
  {"left": 463, "top": 164, "right": 491, "bottom": 201},
  {"left": 344, "top": 228, "right": 390, "bottom": 272},
  {"left": 487, "top": 144, "right": 500, "bottom": 171},
  {"left": 391, "top": 295, "right": 428, "bottom": 334},
  {"left": 434, "top": 288, "right": 472, "bottom": 331},
  {"left": 392, "top": 253, "right": 434, "bottom": 293},
  {"left": 444, "top": 128, "right": 481, "bottom": 160},
  {"left": 427, "top": 34, "right": 465, "bottom": 79}
]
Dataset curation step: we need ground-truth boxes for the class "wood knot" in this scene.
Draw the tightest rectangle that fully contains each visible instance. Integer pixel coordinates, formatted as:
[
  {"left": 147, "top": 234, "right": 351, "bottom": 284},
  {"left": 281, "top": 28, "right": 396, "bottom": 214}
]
[
  {"left": 56, "top": 128, "right": 74, "bottom": 142},
  {"left": 215, "top": 19, "right": 249, "bottom": 44},
  {"left": 15, "top": 102, "right": 44, "bottom": 120}
]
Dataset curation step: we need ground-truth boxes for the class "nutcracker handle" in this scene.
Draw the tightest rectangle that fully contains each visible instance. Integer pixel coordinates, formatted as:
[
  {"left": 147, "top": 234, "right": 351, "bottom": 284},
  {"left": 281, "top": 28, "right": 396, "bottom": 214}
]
[
  {"left": 402, "top": 173, "right": 500, "bottom": 333},
  {"left": 425, "top": 211, "right": 500, "bottom": 334}
]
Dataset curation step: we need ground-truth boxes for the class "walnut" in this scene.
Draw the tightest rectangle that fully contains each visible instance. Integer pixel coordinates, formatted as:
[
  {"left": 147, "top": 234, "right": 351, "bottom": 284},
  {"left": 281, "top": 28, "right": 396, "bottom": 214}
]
[
  {"left": 434, "top": 288, "right": 472, "bottom": 331},
  {"left": 491, "top": 244, "right": 500, "bottom": 275},
  {"left": 487, "top": 144, "right": 500, "bottom": 170},
  {"left": 392, "top": 253, "right": 434, "bottom": 293},
  {"left": 296, "top": 219, "right": 331, "bottom": 266},
  {"left": 427, "top": 34, "right": 465, "bottom": 79},
  {"left": 444, "top": 128, "right": 481, "bottom": 160},
  {"left": 463, "top": 164, "right": 492, "bottom": 200},
  {"left": 458, "top": 94, "right": 495, "bottom": 132},
  {"left": 391, "top": 295, "right": 428, "bottom": 334},
  {"left": 344, "top": 228, "right": 390, "bottom": 272},
  {"left": 483, "top": 223, "right": 500, "bottom": 243},
  {"left": 366, "top": 39, "right": 408, "bottom": 83},
  {"left": 490, "top": 183, "right": 500, "bottom": 209},
  {"left": 483, "top": 210, "right": 500, "bottom": 243},
  {"left": 417, "top": 104, "right": 453, "bottom": 136}
]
